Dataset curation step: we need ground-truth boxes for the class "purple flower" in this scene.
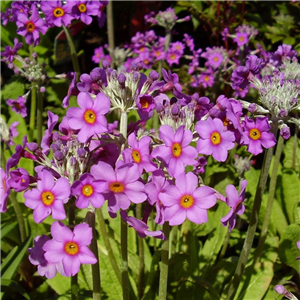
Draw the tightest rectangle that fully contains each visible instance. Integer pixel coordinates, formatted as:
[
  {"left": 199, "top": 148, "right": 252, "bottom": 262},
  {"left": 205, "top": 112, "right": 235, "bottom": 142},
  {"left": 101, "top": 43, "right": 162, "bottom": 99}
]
[
  {"left": 40, "top": 1, "right": 73, "bottom": 27},
  {"left": 234, "top": 32, "right": 248, "bottom": 47},
  {"left": 8, "top": 168, "right": 30, "bottom": 192},
  {"left": 71, "top": 173, "right": 107, "bottom": 209},
  {"left": 152, "top": 125, "right": 198, "bottom": 177},
  {"left": 62, "top": 72, "right": 77, "bottom": 108},
  {"left": 7, "top": 96, "right": 27, "bottom": 117},
  {"left": 241, "top": 117, "right": 276, "bottom": 155},
  {"left": 0, "top": 168, "right": 11, "bottom": 213},
  {"left": 120, "top": 210, "right": 165, "bottom": 240},
  {"left": 136, "top": 94, "right": 156, "bottom": 121},
  {"left": 28, "top": 235, "right": 58, "bottom": 279},
  {"left": 43, "top": 221, "right": 97, "bottom": 277},
  {"left": 183, "top": 34, "right": 194, "bottom": 51},
  {"left": 16, "top": 5, "right": 48, "bottom": 47},
  {"left": 159, "top": 172, "right": 216, "bottom": 226},
  {"left": 122, "top": 133, "right": 157, "bottom": 174},
  {"left": 91, "top": 161, "right": 147, "bottom": 215},
  {"left": 24, "top": 170, "right": 70, "bottom": 223},
  {"left": 201, "top": 47, "right": 225, "bottom": 69},
  {"left": 70, "top": 1, "right": 100, "bottom": 25},
  {"left": 198, "top": 70, "right": 214, "bottom": 88},
  {"left": 41, "top": 111, "right": 59, "bottom": 154},
  {"left": 92, "top": 46, "right": 106, "bottom": 64},
  {"left": 196, "top": 117, "right": 235, "bottom": 162},
  {"left": 166, "top": 49, "right": 181, "bottom": 66},
  {"left": 67, "top": 92, "right": 110, "bottom": 143},
  {"left": 1, "top": 38, "right": 23, "bottom": 63},
  {"left": 221, "top": 180, "right": 247, "bottom": 232}
]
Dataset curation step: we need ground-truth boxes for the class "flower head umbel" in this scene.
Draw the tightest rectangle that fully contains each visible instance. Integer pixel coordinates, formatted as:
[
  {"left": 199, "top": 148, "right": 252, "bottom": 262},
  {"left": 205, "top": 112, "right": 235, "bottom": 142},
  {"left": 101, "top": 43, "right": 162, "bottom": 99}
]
[
  {"left": 67, "top": 92, "right": 110, "bottom": 143},
  {"left": 221, "top": 180, "right": 247, "bottom": 232},
  {"left": 159, "top": 172, "right": 216, "bottom": 226},
  {"left": 43, "top": 221, "right": 97, "bottom": 277},
  {"left": 91, "top": 162, "right": 147, "bottom": 215},
  {"left": 241, "top": 117, "right": 276, "bottom": 156},
  {"left": 196, "top": 117, "right": 235, "bottom": 162},
  {"left": 152, "top": 125, "right": 198, "bottom": 178},
  {"left": 71, "top": 173, "right": 107, "bottom": 209},
  {"left": 24, "top": 169, "right": 70, "bottom": 223}
]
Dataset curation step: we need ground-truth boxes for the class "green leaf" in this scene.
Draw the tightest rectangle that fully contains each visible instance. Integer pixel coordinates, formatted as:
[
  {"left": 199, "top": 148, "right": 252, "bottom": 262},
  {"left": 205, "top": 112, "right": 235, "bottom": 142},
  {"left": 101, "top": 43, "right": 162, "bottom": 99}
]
[
  {"left": 282, "top": 136, "right": 300, "bottom": 171},
  {"left": 1, "top": 235, "right": 32, "bottom": 280},
  {"left": 46, "top": 272, "right": 70, "bottom": 295},
  {"left": 270, "top": 199, "right": 288, "bottom": 236},
  {"left": 283, "top": 36, "right": 295, "bottom": 45},
  {"left": 0, "top": 221, "right": 18, "bottom": 238},
  {"left": 278, "top": 224, "right": 300, "bottom": 276},
  {"left": 1, "top": 279, "right": 30, "bottom": 300},
  {"left": 1, "top": 78, "right": 25, "bottom": 102}
]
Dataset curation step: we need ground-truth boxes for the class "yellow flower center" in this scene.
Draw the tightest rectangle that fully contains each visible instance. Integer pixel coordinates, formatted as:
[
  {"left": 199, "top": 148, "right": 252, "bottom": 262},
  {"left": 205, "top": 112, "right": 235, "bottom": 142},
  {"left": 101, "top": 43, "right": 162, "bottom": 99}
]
[
  {"left": 132, "top": 150, "right": 141, "bottom": 163},
  {"left": 26, "top": 21, "right": 35, "bottom": 32},
  {"left": 82, "top": 184, "right": 93, "bottom": 197},
  {"left": 223, "top": 118, "right": 229, "bottom": 127},
  {"left": 109, "top": 181, "right": 125, "bottom": 193},
  {"left": 249, "top": 128, "right": 261, "bottom": 140},
  {"left": 41, "top": 191, "right": 55, "bottom": 206},
  {"left": 204, "top": 75, "right": 210, "bottom": 82},
  {"left": 170, "top": 54, "right": 176, "bottom": 60},
  {"left": 180, "top": 194, "right": 194, "bottom": 209},
  {"left": 64, "top": 241, "right": 79, "bottom": 255},
  {"left": 84, "top": 109, "right": 96, "bottom": 124},
  {"left": 172, "top": 143, "right": 182, "bottom": 158},
  {"left": 53, "top": 7, "right": 65, "bottom": 17},
  {"left": 239, "top": 36, "right": 245, "bottom": 42},
  {"left": 140, "top": 98, "right": 149, "bottom": 109},
  {"left": 213, "top": 56, "right": 219, "bottom": 62},
  {"left": 78, "top": 3, "right": 87, "bottom": 13},
  {"left": 155, "top": 50, "right": 161, "bottom": 56},
  {"left": 210, "top": 132, "right": 221, "bottom": 145}
]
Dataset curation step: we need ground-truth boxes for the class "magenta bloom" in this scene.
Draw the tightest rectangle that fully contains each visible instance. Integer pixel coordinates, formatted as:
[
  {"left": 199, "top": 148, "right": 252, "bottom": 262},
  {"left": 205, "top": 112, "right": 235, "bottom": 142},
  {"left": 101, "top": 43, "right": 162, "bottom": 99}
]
[
  {"left": 40, "top": 1, "right": 73, "bottom": 27},
  {"left": 136, "top": 94, "right": 156, "bottom": 121},
  {"left": 152, "top": 125, "right": 198, "bottom": 177},
  {"left": 221, "top": 180, "right": 247, "bottom": 232},
  {"left": 166, "top": 49, "right": 181, "bottom": 66},
  {"left": 43, "top": 222, "right": 97, "bottom": 277},
  {"left": 70, "top": 1, "right": 100, "bottom": 25},
  {"left": 16, "top": 5, "right": 48, "bottom": 46},
  {"left": 0, "top": 168, "right": 10, "bottom": 213},
  {"left": 28, "top": 235, "right": 58, "bottom": 279},
  {"left": 234, "top": 32, "right": 248, "bottom": 47},
  {"left": 159, "top": 172, "right": 216, "bottom": 226},
  {"left": 1, "top": 38, "right": 23, "bottom": 63},
  {"left": 7, "top": 96, "right": 27, "bottom": 117},
  {"left": 122, "top": 133, "right": 157, "bottom": 174},
  {"left": 71, "top": 173, "right": 107, "bottom": 209},
  {"left": 90, "top": 161, "right": 147, "bottom": 215},
  {"left": 241, "top": 117, "right": 276, "bottom": 155},
  {"left": 196, "top": 117, "right": 235, "bottom": 162},
  {"left": 24, "top": 170, "right": 70, "bottom": 223},
  {"left": 8, "top": 168, "right": 30, "bottom": 192},
  {"left": 67, "top": 92, "right": 110, "bottom": 143}
]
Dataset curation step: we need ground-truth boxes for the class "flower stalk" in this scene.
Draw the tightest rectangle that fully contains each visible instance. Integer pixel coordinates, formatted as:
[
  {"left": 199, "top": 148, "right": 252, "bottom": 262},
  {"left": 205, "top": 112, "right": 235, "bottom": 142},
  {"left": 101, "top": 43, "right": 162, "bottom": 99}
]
[{"left": 28, "top": 85, "right": 37, "bottom": 143}]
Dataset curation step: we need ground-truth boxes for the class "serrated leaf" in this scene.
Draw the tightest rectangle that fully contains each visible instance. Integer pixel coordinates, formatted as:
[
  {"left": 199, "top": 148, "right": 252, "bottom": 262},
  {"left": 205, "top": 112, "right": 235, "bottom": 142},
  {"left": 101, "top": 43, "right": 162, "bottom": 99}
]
[{"left": 278, "top": 224, "right": 300, "bottom": 276}]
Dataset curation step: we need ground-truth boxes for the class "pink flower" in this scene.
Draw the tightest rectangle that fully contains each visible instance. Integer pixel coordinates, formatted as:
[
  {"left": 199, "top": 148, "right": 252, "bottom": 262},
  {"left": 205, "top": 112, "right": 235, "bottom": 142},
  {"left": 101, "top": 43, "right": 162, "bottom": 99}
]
[
  {"left": 90, "top": 161, "right": 147, "bottom": 215},
  {"left": 196, "top": 117, "right": 235, "bottom": 162},
  {"left": 0, "top": 168, "right": 10, "bottom": 213},
  {"left": 71, "top": 173, "right": 107, "bottom": 209},
  {"left": 67, "top": 92, "right": 110, "bottom": 143},
  {"left": 43, "top": 221, "right": 97, "bottom": 277},
  {"left": 241, "top": 117, "right": 276, "bottom": 155},
  {"left": 152, "top": 125, "right": 198, "bottom": 177},
  {"left": 159, "top": 172, "right": 216, "bottom": 226},
  {"left": 24, "top": 170, "right": 70, "bottom": 223},
  {"left": 234, "top": 32, "right": 249, "bottom": 47}
]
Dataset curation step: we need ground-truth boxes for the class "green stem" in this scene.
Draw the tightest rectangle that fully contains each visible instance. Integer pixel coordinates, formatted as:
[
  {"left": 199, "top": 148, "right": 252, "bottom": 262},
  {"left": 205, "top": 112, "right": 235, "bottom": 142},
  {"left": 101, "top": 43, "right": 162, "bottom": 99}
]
[
  {"left": 10, "top": 192, "right": 27, "bottom": 242},
  {"left": 69, "top": 200, "right": 78, "bottom": 300},
  {"left": 37, "top": 90, "right": 43, "bottom": 146},
  {"left": 226, "top": 143, "right": 275, "bottom": 300},
  {"left": 136, "top": 205, "right": 145, "bottom": 299},
  {"left": 106, "top": 1, "right": 115, "bottom": 66},
  {"left": 28, "top": 85, "right": 37, "bottom": 142},
  {"left": 292, "top": 123, "right": 298, "bottom": 170},
  {"left": 86, "top": 211, "right": 101, "bottom": 300},
  {"left": 121, "top": 218, "right": 129, "bottom": 300},
  {"left": 96, "top": 208, "right": 121, "bottom": 284},
  {"left": 254, "top": 135, "right": 284, "bottom": 264},
  {"left": 219, "top": 231, "right": 231, "bottom": 260},
  {"left": 158, "top": 223, "right": 170, "bottom": 300},
  {"left": 63, "top": 26, "right": 81, "bottom": 81}
]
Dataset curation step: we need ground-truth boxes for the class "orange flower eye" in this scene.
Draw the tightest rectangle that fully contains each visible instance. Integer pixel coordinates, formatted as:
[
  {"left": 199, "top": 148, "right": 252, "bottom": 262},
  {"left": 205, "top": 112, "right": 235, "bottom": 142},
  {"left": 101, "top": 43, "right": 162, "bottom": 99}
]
[
  {"left": 172, "top": 143, "right": 182, "bottom": 158},
  {"left": 41, "top": 191, "right": 55, "bottom": 206},
  {"left": 64, "top": 241, "right": 79, "bottom": 255},
  {"left": 249, "top": 128, "right": 261, "bottom": 140},
  {"left": 53, "top": 7, "right": 65, "bottom": 18},
  {"left": 84, "top": 109, "right": 96, "bottom": 124},
  {"left": 210, "top": 132, "right": 221, "bottom": 145},
  {"left": 78, "top": 4, "right": 87, "bottom": 13},
  {"left": 180, "top": 194, "right": 194, "bottom": 209},
  {"left": 109, "top": 181, "right": 125, "bottom": 193}
]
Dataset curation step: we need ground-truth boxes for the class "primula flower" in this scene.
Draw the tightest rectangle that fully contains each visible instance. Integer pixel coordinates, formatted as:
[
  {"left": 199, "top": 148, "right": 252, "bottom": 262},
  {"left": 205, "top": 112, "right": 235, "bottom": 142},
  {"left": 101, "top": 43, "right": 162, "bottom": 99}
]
[
  {"left": 122, "top": 133, "right": 156, "bottom": 174},
  {"left": 62, "top": 72, "right": 77, "bottom": 108},
  {"left": 70, "top": 1, "right": 100, "bottom": 25},
  {"left": 152, "top": 125, "right": 198, "bottom": 177},
  {"left": 67, "top": 92, "right": 110, "bottom": 143},
  {"left": 196, "top": 117, "right": 235, "bottom": 162},
  {"left": 24, "top": 170, "right": 70, "bottom": 223},
  {"left": 159, "top": 172, "right": 216, "bottom": 226},
  {"left": 241, "top": 117, "right": 276, "bottom": 155},
  {"left": 16, "top": 5, "right": 48, "bottom": 47},
  {"left": 221, "top": 180, "right": 247, "bottom": 232},
  {"left": 7, "top": 96, "right": 27, "bottom": 117},
  {"left": 91, "top": 162, "right": 147, "bottom": 215},
  {"left": 198, "top": 70, "right": 214, "bottom": 88},
  {"left": 234, "top": 32, "right": 248, "bottom": 47},
  {"left": 71, "top": 173, "right": 107, "bottom": 209},
  {"left": 0, "top": 168, "right": 11, "bottom": 213},
  {"left": 166, "top": 49, "right": 181, "bottom": 66},
  {"left": 136, "top": 94, "right": 156, "bottom": 121},
  {"left": 8, "top": 168, "right": 30, "bottom": 192},
  {"left": 40, "top": 1, "right": 73, "bottom": 27},
  {"left": 43, "top": 221, "right": 97, "bottom": 277},
  {"left": 1, "top": 38, "right": 23, "bottom": 63},
  {"left": 29, "top": 235, "right": 58, "bottom": 279}
]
